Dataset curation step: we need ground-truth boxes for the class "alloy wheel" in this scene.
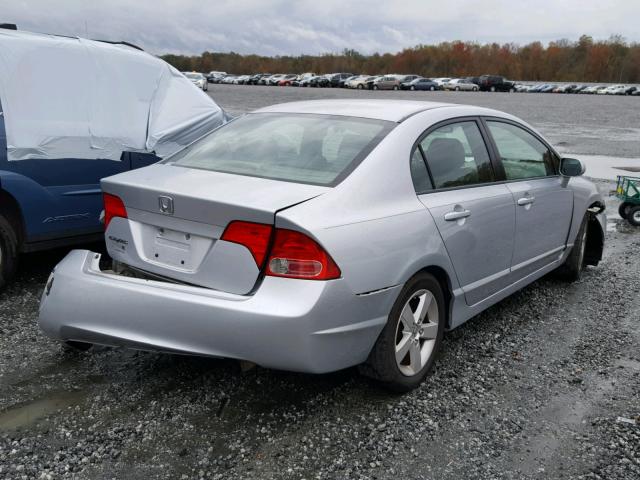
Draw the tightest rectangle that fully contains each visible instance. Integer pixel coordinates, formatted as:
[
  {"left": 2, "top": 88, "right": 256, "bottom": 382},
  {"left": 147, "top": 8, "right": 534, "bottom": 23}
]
[{"left": 394, "top": 289, "right": 439, "bottom": 376}]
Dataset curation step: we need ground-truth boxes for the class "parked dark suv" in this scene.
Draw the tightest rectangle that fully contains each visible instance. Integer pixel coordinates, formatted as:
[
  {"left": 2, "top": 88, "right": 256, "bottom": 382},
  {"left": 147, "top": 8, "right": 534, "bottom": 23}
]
[
  {"left": 328, "top": 73, "right": 354, "bottom": 88},
  {"left": 478, "top": 75, "right": 516, "bottom": 92}
]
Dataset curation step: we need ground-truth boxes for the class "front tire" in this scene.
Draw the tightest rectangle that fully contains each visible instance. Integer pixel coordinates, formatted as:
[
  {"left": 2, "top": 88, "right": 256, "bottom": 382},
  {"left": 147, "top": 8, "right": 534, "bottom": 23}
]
[
  {"left": 0, "top": 213, "right": 19, "bottom": 290},
  {"left": 360, "top": 272, "right": 445, "bottom": 392},
  {"left": 373, "top": 85, "right": 379, "bottom": 90},
  {"left": 357, "top": 84, "right": 363, "bottom": 89},
  {"left": 430, "top": 86, "right": 435, "bottom": 91},
  {"left": 410, "top": 85, "right": 415, "bottom": 91},
  {"left": 557, "top": 215, "right": 588, "bottom": 281},
  {"left": 490, "top": 86, "right": 496, "bottom": 92}
]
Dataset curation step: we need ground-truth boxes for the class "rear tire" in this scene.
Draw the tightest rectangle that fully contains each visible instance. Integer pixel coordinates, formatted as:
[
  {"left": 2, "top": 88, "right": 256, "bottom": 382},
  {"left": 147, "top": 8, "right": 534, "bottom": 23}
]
[
  {"left": 410, "top": 85, "right": 415, "bottom": 91},
  {"left": 393, "top": 85, "right": 399, "bottom": 90},
  {"left": 0, "top": 213, "right": 19, "bottom": 290},
  {"left": 557, "top": 215, "right": 588, "bottom": 281},
  {"left": 430, "top": 86, "right": 435, "bottom": 91},
  {"left": 628, "top": 206, "right": 640, "bottom": 227},
  {"left": 360, "top": 272, "right": 445, "bottom": 392},
  {"left": 490, "top": 86, "right": 496, "bottom": 92},
  {"left": 357, "top": 84, "right": 363, "bottom": 89},
  {"left": 618, "top": 202, "right": 632, "bottom": 219},
  {"left": 373, "top": 85, "right": 379, "bottom": 90}
]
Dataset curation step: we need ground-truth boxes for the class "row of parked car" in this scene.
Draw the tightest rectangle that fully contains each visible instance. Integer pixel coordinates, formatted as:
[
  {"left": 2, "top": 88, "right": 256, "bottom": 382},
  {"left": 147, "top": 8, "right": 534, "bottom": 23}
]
[
  {"left": 515, "top": 83, "right": 639, "bottom": 95},
  {"left": 205, "top": 72, "right": 518, "bottom": 91},
  {"left": 203, "top": 71, "right": 640, "bottom": 96}
]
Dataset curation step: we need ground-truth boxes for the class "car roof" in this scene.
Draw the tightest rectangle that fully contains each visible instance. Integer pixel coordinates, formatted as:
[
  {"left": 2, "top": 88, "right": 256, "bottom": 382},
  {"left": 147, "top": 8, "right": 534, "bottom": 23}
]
[{"left": 254, "top": 99, "right": 460, "bottom": 122}]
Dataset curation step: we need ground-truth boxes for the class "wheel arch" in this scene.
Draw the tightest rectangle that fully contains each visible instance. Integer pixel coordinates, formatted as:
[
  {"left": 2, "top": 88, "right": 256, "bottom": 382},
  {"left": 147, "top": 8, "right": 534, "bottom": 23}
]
[
  {"left": 585, "top": 202, "right": 605, "bottom": 266},
  {"left": 412, "top": 265, "right": 454, "bottom": 329},
  {"left": 0, "top": 186, "right": 25, "bottom": 244}
]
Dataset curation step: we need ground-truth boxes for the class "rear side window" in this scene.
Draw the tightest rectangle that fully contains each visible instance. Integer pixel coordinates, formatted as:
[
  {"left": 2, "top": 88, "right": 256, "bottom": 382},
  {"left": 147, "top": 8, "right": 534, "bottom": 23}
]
[
  {"left": 167, "top": 113, "right": 393, "bottom": 186},
  {"left": 410, "top": 149, "right": 432, "bottom": 193},
  {"left": 486, "top": 121, "right": 557, "bottom": 180},
  {"left": 419, "top": 121, "right": 494, "bottom": 189}
]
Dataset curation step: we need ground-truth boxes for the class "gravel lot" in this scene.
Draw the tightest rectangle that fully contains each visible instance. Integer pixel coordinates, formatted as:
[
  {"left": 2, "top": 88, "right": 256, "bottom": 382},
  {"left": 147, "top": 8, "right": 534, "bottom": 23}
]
[{"left": 1, "top": 87, "right": 639, "bottom": 480}]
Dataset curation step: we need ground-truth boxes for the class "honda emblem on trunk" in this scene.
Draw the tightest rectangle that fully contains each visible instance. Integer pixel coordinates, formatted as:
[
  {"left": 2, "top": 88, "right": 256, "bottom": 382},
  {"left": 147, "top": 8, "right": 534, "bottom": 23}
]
[{"left": 158, "top": 196, "right": 174, "bottom": 215}]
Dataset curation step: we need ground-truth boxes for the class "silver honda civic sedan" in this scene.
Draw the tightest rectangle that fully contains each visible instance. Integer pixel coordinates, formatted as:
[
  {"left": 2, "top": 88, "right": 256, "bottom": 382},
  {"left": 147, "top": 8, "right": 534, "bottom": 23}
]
[{"left": 39, "top": 100, "right": 606, "bottom": 391}]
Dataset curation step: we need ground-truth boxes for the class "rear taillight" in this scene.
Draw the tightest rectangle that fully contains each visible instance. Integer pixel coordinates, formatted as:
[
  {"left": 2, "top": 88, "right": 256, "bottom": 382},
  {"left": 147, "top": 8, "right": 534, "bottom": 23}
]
[
  {"left": 221, "top": 221, "right": 273, "bottom": 266},
  {"left": 266, "top": 229, "right": 341, "bottom": 280},
  {"left": 103, "top": 193, "right": 127, "bottom": 229},
  {"left": 220, "top": 221, "right": 341, "bottom": 280}
]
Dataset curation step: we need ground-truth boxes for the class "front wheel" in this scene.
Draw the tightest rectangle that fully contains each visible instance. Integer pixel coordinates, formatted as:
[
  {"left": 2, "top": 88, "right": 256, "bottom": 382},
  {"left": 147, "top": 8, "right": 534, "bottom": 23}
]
[
  {"left": 556, "top": 215, "right": 588, "bottom": 281},
  {"left": 628, "top": 206, "right": 640, "bottom": 227},
  {"left": 393, "top": 85, "right": 399, "bottom": 90},
  {"left": 357, "top": 84, "right": 363, "bottom": 89},
  {"left": 473, "top": 87, "right": 478, "bottom": 91},
  {"left": 0, "top": 213, "right": 19, "bottom": 290},
  {"left": 490, "top": 86, "right": 496, "bottom": 92},
  {"left": 430, "top": 86, "right": 435, "bottom": 91},
  {"left": 360, "top": 272, "right": 445, "bottom": 392},
  {"left": 373, "top": 85, "right": 379, "bottom": 90},
  {"left": 410, "top": 85, "right": 415, "bottom": 91}
]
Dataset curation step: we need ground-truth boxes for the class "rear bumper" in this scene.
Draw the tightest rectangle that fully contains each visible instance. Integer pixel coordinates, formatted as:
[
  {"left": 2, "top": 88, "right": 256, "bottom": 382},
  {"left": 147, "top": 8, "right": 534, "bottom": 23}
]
[{"left": 38, "top": 250, "right": 399, "bottom": 373}]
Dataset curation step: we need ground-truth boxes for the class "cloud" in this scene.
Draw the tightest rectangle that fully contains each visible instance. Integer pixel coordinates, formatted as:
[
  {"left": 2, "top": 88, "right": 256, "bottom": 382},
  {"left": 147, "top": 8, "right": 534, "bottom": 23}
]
[{"left": 3, "top": 0, "right": 639, "bottom": 56}]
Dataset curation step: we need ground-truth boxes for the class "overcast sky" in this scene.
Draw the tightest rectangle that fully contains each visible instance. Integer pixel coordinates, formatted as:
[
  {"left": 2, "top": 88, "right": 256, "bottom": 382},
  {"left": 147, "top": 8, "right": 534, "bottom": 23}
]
[{"left": 4, "top": 0, "right": 639, "bottom": 56}]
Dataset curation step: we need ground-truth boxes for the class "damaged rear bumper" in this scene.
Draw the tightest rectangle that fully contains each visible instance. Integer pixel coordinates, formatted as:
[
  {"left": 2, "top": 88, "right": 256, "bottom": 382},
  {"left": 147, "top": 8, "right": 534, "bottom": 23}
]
[{"left": 38, "top": 250, "right": 399, "bottom": 373}]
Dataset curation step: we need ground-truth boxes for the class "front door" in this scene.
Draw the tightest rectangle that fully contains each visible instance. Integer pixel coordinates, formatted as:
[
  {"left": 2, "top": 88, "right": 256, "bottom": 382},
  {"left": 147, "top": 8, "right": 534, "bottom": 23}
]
[{"left": 485, "top": 120, "right": 573, "bottom": 279}]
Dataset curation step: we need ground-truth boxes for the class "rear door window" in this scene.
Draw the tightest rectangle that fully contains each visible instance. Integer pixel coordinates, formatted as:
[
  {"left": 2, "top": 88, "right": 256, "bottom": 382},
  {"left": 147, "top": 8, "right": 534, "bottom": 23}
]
[
  {"left": 419, "top": 121, "right": 494, "bottom": 189},
  {"left": 410, "top": 149, "right": 432, "bottom": 193},
  {"left": 486, "top": 121, "right": 558, "bottom": 180}
]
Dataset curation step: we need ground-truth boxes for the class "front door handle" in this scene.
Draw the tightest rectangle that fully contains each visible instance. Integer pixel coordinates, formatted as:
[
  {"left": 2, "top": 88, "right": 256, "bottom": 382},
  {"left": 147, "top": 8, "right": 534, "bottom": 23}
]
[
  {"left": 444, "top": 209, "right": 471, "bottom": 221},
  {"left": 517, "top": 196, "right": 536, "bottom": 206}
]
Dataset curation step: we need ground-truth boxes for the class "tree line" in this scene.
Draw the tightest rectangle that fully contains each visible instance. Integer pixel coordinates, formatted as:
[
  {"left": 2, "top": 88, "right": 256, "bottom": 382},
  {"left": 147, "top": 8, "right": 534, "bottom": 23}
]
[{"left": 161, "top": 35, "right": 640, "bottom": 83}]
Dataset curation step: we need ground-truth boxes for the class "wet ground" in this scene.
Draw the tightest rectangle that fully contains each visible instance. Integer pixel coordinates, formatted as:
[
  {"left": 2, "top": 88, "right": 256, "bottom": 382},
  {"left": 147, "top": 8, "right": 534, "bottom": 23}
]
[{"left": 0, "top": 88, "right": 639, "bottom": 479}]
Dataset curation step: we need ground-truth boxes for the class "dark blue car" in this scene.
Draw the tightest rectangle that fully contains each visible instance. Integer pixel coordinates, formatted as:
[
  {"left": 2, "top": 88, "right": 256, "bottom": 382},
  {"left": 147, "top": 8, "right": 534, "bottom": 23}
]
[{"left": 0, "top": 28, "right": 225, "bottom": 287}]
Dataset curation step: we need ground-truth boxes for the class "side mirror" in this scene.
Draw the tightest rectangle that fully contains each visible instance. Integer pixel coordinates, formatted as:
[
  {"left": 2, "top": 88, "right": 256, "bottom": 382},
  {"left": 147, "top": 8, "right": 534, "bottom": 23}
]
[{"left": 560, "top": 157, "right": 585, "bottom": 177}]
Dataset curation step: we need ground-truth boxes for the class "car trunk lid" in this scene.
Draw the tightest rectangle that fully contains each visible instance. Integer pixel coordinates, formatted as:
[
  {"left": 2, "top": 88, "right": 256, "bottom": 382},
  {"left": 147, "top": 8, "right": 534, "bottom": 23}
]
[{"left": 101, "top": 164, "right": 327, "bottom": 294}]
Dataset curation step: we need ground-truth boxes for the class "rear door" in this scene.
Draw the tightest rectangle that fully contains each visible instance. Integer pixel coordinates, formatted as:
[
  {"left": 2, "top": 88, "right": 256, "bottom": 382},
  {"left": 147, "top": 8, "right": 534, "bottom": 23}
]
[
  {"left": 484, "top": 119, "right": 573, "bottom": 279},
  {"left": 415, "top": 119, "right": 516, "bottom": 305}
]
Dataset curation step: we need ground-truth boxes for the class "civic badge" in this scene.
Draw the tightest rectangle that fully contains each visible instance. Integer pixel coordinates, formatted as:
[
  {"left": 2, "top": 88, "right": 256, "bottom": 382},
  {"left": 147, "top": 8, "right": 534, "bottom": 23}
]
[{"left": 158, "top": 195, "right": 174, "bottom": 215}]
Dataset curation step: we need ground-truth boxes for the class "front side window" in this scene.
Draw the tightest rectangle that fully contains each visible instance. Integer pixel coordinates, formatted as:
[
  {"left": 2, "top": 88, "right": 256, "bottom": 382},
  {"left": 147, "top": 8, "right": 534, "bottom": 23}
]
[
  {"left": 166, "top": 113, "right": 393, "bottom": 186},
  {"left": 486, "top": 121, "right": 557, "bottom": 180},
  {"left": 419, "top": 121, "right": 494, "bottom": 189}
]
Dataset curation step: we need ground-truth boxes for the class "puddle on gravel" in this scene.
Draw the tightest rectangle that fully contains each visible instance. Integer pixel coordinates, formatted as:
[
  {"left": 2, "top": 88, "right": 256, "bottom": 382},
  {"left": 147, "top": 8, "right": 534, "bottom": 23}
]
[{"left": 0, "top": 390, "right": 86, "bottom": 431}]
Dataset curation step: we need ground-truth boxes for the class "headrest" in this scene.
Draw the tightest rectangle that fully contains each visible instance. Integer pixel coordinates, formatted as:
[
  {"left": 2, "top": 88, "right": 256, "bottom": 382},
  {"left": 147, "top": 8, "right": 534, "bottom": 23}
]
[{"left": 425, "top": 138, "right": 466, "bottom": 178}]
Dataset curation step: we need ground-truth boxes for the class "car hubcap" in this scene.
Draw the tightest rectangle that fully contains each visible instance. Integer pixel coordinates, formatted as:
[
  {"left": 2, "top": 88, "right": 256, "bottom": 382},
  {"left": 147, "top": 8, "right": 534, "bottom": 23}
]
[
  {"left": 395, "top": 289, "right": 439, "bottom": 376},
  {"left": 633, "top": 211, "right": 640, "bottom": 223}
]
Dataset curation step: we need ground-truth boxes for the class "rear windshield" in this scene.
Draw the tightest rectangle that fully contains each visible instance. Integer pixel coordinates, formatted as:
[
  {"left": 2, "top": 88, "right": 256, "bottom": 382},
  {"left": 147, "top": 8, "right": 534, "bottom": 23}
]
[{"left": 166, "top": 113, "right": 394, "bottom": 186}]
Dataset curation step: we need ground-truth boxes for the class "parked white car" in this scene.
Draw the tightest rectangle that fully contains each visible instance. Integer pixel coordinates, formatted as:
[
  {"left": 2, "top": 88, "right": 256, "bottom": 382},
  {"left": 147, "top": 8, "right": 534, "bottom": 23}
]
[
  {"left": 444, "top": 79, "right": 479, "bottom": 91},
  {"left": 182, "top": 72, "right": 208, "bottom": 91},
  {"left": 432, "top": 78, "right": 452, "bottom": 88}
]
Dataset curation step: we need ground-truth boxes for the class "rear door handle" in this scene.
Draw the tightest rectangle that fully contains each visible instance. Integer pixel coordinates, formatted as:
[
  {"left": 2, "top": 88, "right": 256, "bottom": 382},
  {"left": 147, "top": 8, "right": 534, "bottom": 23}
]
[
  {"left": 444, "top": 209, "right": 471, "bottom": 221},
  {"left": 517, "top": 196, "right": 536, "bottom": 206}
]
